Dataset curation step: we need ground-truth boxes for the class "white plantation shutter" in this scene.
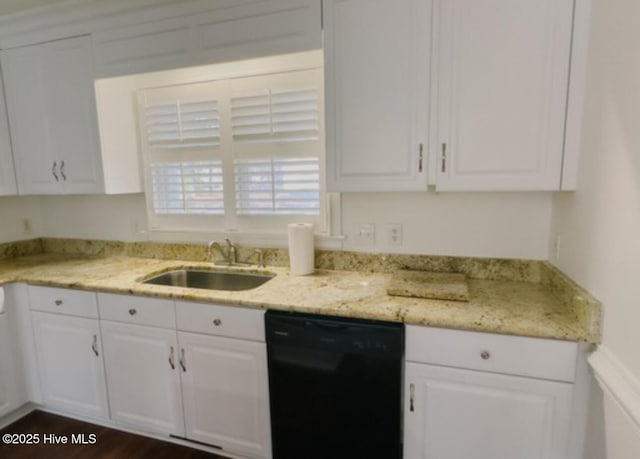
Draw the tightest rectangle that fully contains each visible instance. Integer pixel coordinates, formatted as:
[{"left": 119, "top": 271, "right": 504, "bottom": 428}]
[
  {"left": 231, "top": 88, "right": 319, "bottom": 142},
  {"left": 235, "top": 158, "right": 320, "bottom": 215},
  {"left": 146, "top": 100, "right": 221, "bottom": 147},
  {"left": 138, "top": 64, "right": 326, "bottom": 232},
  {"left": 151, "top": 160, "right": 224, "bottom": 215},
  {"left": 230, "top": 69, "right": 324, "bottom": 222}
]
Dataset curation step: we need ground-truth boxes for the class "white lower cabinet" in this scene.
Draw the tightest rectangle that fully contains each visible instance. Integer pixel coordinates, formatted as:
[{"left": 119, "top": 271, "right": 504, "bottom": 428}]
[
  {"left": 404, "top": 362, "right": 573, "bottom": 459},
  {"left": 31, "top": 311, "right": 109, "bottom": 420},
  {"left": 95, "top": 293, "right": 272, "bottom": 459},
  {"left": 403, "top": 325, "right": 577, "bottom": 459},
  {"left": 178, "top": 331, "right": 272, "bottom": 459},
  {"left": 100, "top": 321, "right": 184, "bottom": 436}
]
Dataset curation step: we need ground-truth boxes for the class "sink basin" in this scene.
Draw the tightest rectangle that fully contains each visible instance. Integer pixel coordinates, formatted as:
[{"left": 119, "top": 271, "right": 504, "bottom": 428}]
[{"left": 142, "top": 269, "right": 275, "bottom": 291}]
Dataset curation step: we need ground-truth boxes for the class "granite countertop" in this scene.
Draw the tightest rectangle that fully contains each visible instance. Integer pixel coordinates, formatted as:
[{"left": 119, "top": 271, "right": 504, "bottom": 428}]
[{"left": 0, "top": 252, "right": 599, "bottom": 343}]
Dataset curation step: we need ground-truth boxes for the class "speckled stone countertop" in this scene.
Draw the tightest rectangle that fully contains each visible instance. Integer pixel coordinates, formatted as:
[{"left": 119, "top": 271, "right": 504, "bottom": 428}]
[{"left": 0, "top": 240, "right": 601, "bottom": 343}]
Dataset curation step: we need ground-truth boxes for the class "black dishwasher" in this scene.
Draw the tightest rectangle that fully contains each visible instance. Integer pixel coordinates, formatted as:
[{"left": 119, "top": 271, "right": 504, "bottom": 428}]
[{"left": 265, "top": 310, "right": 404, "bottom": 459}]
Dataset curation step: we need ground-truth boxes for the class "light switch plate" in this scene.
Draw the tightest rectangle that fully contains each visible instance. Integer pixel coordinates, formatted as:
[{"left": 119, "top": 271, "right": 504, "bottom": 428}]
[{"left": 356, "top": 224, "right": 376, "bottom": 246}]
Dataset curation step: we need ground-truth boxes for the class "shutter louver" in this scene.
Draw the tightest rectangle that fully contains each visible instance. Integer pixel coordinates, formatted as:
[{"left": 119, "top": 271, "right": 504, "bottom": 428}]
[
  {"left": 151, "top": 160, "right": 224, "bottom": 215},
  {"left": 231, "top": 88, "right": 319, "bottom": 142},
  {"left": 146, "top": 100, "right": 220, "bottom": 148},
  {"left": 235, "top": 158, "right": 320, "bottom": 215}
]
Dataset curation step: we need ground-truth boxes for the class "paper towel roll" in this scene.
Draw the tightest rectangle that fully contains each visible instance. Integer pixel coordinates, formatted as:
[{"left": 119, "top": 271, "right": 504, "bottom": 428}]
[
  {"left": 0, "top": 286, "right": 5, "bottom": 314},
  {"left": 288, "top": 223, "right": 315, "bottom": 276}
]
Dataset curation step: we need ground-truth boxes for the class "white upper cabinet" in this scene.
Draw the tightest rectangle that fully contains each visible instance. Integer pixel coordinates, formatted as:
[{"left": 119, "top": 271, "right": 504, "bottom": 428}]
[
  {"left": 0, "top": 68, "right": 17, "bottom": 196},
  {"left": 324, "top": 0, "right": 431, "bottom": 191},
  {"left": 2, "top": 36, "right": 103, "bottom": 195},
  {"left": 1, "top": 35, "right": 142, "bottom": 195},
  {"left": 93, "top": 0, "right": 321, "bottom": 78},
  {"left": 433, "top": 0, "right": 574, "bottom": 191}
]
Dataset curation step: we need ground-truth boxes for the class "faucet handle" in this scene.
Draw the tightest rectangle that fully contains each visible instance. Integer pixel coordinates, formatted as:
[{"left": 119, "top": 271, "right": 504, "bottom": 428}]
[
  {"left": 254, "top": 249, "right": 266, "bottom": 268},
  {"left": 224, "top": 238, "right": 236, "bottom": 265}
]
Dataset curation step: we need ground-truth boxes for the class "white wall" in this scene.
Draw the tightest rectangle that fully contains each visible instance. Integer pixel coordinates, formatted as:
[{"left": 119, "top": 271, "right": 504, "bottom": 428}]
[
  {"left": 0, "top": 196, "right": 43, "bottom": 242},
  {"left": 549, "top": 0, "right": 640, "bottom": 456},
  {"left": 550, "top": 0, "right": 640, "bottom": 385},
  {"left": 0, "top": 190, "right": 553, "bottom": 259},
  {"left": 38, "top": 194, "right": 147, "bottom": 242},
  {"left": 342, "top": 192, "right": 552, "bottom": 259}
]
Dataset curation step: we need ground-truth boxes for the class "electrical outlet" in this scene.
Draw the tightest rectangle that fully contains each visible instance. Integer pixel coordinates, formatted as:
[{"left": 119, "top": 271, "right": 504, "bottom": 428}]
[
  {"left": 387, "top": 223, "right": 403, "bottom": 246},
  {"left": 356, "top": 224, "right": 376, "bottom": 246},
  {"left": 554, "top": 234, "right": 562, "bottom": 260}
]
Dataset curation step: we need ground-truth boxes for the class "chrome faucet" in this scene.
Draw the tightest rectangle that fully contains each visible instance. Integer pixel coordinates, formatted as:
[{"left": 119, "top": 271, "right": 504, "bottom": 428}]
[{"left": 208, "top": 240, "right": 228, "bottom": 265}]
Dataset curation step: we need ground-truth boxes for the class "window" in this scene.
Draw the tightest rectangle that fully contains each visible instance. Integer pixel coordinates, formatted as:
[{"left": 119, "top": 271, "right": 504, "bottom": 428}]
[{"left": 138, "top": 65, "right": 326, "bottom": 235}]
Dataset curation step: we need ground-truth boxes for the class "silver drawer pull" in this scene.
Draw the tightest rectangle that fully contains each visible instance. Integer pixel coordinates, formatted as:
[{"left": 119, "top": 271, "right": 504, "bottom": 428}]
[
  {"left": 91, "top": 334, "right": 99, "bottom": 357},
  {"left": 480, "top": 350, "right": 491, "bottom": 360},
  {"left": 168, "top": 346, "right": 175, "bottom": 370},
  {"left": 52, "top": 161, "right": 59, "bottom": 181},
  {"left": 128, "top": 308, "right": 137, "bottom": 316},
  {"left": 54, "top": 300, "right": 63, "bottom": 306},
  {"left": 179, "top": 348, "right": 186, "bottom": 372},
  {"left": 213, "top": 318, "right": 222, "bottom": 326}
]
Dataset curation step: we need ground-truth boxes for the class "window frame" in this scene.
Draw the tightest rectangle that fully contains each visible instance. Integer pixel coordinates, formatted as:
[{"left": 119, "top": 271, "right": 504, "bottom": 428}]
[{"left": 136, "top": 57, "right": 330, "bottom": 239}]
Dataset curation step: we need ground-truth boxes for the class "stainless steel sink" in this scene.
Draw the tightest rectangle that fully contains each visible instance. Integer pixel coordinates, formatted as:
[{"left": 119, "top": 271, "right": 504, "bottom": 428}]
[{"left": 142, "top": 269, "right": 275, "bottom": 291}]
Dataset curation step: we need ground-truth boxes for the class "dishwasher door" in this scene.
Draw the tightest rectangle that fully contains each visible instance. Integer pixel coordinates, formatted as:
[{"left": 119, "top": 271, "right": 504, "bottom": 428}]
[{"left": 265, "top": 310, "right": 403, "bottom": 459}]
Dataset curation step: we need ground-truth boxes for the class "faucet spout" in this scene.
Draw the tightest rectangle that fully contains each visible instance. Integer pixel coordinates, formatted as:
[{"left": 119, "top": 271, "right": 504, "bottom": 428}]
[{"left": 208, "top": 240, "right": 227, "bottom": 264}]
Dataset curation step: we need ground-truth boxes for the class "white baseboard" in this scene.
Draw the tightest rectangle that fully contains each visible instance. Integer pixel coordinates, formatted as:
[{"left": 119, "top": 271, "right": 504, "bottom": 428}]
[
  {"left": 588, "top": 346, "right": 640, "bottom": 432},
  {"left": 0, "top": 403, "right": 36, "bottom": 430}
]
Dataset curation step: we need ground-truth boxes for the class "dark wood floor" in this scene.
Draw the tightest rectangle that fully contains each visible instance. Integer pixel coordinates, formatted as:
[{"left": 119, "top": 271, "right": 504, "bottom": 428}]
[{"left": 0, "top": 410, "right": 224, "bottom": 459}]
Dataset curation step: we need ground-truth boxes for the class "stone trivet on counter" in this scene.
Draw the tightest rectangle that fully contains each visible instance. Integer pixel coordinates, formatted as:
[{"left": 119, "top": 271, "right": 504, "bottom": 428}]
[{"left": 386, "top": 270, "right": 470, "bottom": 302}]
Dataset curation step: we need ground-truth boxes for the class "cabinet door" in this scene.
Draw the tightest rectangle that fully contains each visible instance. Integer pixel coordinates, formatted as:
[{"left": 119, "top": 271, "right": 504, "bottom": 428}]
[
  {"left": 1, "top": 45, "right": 60, "bottom": 194},
  {"left": 45, "top": 36, "right": 103, "bottom": 194},
  {"left": 434, "top": 0, "right": 574, "bottom": 191},
  {"left": 101, "top": 321, "right": 184, "bottom": 437},
  {"left": 0, "top": 68, "right": 17, "bottom": 196},
  {"left": 324, "top": 0, "right": 430, "bottom": 191},
  {"left": 1, "top": 36, "right": 103, "bottom": 195},
  {"left": 31, "top": 312, "right": 109, "bottom": 420},
  {"left": 404, "top": 362, "right": 573, "bottom": 459},
  {"left": 178, "top": 331, "right": 271, "bottom": 459}
]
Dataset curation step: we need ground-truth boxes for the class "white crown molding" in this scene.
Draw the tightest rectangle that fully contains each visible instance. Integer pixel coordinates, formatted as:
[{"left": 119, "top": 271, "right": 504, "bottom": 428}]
[{"left": 588, "top": 345, "right": 640, "bottom": 431}]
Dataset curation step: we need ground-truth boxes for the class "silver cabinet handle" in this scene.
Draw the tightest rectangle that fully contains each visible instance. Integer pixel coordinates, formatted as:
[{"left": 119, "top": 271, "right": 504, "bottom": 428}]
[
  {"left": 168, "top": 346, "right": 175, "bottom": 370},
  {"left": 179, "top": 348, "right": 186, "bottom": 372},
  {"left": 52, "top": 161, "right": 59, "bottom": 181},
  {"left": 441, "top": 143, "right": 447, "bottom": 173},
  {"left": 418, "top": 144, "right": 424, "bottom": 173},
  {"left": 213, "top": 318, "right": 222, "bottom": 326},
  {"left": 60, "top": 160, "right": 66, "bottom": 181},
  {"left": 91, "top": 334, "right": 99, "bottom": 357},
  {"left": 410, "top": 383, "right": 415, "bottom": 412},
  {"left": 54, "top": 300, "right": 63, "bottom": 306},
  {"left": 481, "top": 350, "right": 491, "bottom": 360},
  {"left": 128, "top": 308, "right": 137, "bottom": 316}
]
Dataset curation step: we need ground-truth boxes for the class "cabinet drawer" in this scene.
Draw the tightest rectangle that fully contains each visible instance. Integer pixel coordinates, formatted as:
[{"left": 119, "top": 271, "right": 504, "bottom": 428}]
[
  {"left": 28, "top": 285, "right": 98, "bottom": 319},
  {"left": 176, "top": 301, "right": 265, "bottom": 342},
  {"left": 98, "top": 293, "right": 176, "bottom": 329},
  {"left": 406, "top": 325, "right": 578, "bottom": 382}
]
